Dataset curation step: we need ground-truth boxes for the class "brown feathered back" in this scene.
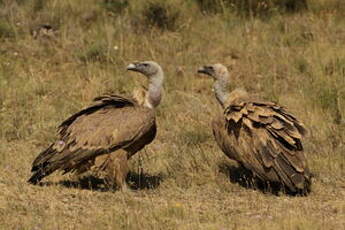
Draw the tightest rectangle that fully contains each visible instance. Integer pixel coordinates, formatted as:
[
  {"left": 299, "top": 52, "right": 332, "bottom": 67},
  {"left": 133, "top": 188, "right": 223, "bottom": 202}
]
[
  {"left": 29, "top": 61, "right": 164, "bottom": 188},
  {"left": 198, "top": 63, "right": 311, "bottom": 193},
  {"left": 213, "top": 90, "right": 311, "bottom": 193},
  {"left": 28, "top": 94, "right": 156, "bottom": 184}
]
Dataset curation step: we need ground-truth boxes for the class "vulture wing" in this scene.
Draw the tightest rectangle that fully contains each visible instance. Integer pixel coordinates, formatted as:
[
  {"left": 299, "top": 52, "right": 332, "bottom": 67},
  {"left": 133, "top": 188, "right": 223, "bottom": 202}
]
[
  {"left": 28, "top": 94, "right": 156, "bottom": 184},
  {"left": 213, "top": 99, "right": 311, "bottom": 192}
]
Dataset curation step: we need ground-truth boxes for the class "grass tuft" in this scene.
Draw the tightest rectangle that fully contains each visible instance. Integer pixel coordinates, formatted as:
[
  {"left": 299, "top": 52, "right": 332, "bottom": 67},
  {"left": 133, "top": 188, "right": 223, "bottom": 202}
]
[
  {"left": 32, "top": 0, "right": 45, "bottom": 12},
  {"left": 100, "top": 0, "right": 129, "bottom": 15},
  {"left": 141, "top": 1, "right": 180, "bottom": 31},
  {"left": 0, "top": 21, "right": 15, "bottom": 39},
  {"left": 194, "top": 0, "right": 308, "bottom": 16},
  {"left": 77, "top": 41, "right": 113, "bottom": 63}
]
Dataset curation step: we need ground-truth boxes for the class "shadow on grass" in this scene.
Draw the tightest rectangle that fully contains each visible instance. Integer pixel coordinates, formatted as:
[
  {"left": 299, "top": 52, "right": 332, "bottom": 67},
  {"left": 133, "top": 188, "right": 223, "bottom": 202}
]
[
  {"left": 38, "top": 171, "right": 163, "bottom": 192},
  {"left": 126, "top": 171, "right": 163, "bottom": 190},
  {"left": 218, "top": 163, "right": 307, "bottom": 196}
]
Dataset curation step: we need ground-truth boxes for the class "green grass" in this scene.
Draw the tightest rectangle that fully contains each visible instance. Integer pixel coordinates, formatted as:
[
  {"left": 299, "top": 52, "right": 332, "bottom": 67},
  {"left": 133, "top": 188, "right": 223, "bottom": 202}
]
[{"left": 0, "top": 0, "right": 345, "bottom": 229}]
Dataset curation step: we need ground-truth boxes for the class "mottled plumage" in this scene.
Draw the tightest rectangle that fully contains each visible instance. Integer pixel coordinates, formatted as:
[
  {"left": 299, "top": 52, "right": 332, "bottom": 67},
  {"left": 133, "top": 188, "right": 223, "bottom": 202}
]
[
  {"left": 28, "top": 61, "right": 164, "bottom": 189},
  {"left": 198, "top": 64, "right": 311, "bottom": 194}
]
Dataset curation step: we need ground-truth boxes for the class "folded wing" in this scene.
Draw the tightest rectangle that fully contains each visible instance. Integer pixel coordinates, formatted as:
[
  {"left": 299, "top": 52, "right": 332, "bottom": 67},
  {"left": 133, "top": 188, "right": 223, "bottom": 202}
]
[
  {"left": 214, "top": 99, "right": 311, "bottom": 192},
  {"left": 28, "top": 95, "right": 156, "bottom": 184}
]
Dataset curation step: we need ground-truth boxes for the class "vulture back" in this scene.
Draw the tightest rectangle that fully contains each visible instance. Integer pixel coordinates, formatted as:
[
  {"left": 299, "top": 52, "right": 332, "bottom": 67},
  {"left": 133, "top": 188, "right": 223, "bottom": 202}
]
[
  {"left": 29, "top": 95, "right": 156, "bottom": 184},
  {"left": 213, "top": 94, "right": 311, "bottom": 194}
]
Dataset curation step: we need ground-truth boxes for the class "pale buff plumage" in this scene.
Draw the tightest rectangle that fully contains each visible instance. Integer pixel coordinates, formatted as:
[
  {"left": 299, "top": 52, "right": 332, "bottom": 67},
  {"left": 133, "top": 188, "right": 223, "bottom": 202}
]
[
  {"left": 28, "top": 61, "right": 164, "bottom": 189},
  {"left": 198, "top": 64, "right": 311, "bottom": 194}
]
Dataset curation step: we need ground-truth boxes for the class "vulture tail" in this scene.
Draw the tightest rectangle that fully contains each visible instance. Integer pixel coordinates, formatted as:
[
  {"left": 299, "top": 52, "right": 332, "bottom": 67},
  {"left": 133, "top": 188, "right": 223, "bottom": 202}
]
[
  {"left": 28, "top": 168, "right": 48, "bottom": 184},
  {"left": 28, "top": 144, "right": 57, "bottom": 184},
  {"left": 274, "top": 154, "right": 311, "bottom": 195}
]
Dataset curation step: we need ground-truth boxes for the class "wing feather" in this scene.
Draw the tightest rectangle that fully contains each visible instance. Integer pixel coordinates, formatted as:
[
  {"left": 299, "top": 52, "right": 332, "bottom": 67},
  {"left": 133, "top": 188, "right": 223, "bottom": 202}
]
[
  {"left": 216, "top": 98, "right": 311, "bottom": 193},
  {"left": 29, "top": 94, "right": 155, "bottom": 184}
]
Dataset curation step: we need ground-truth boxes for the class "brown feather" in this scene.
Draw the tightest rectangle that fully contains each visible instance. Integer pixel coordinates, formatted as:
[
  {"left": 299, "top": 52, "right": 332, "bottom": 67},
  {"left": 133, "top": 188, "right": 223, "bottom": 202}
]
[
  {"left": 213, "top": 89, "right": 311, "bottom": 194},
  {"left": 28, "top": 95, "right": 156, "bottom": 187}
]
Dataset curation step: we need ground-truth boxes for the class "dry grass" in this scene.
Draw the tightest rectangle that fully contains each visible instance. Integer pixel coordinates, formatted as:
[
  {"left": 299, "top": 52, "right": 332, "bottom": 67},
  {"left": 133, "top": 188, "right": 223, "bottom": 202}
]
[{"left": 0, "top": 0, "right": 344, "bottom": 229}]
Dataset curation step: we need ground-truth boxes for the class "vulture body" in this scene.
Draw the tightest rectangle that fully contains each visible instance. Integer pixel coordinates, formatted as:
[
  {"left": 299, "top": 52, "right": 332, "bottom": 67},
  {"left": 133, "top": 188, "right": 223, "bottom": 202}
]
[
  {"left": 28, "top": 61, "right": 164, "bottom": 189},
  {"left": 198, "top": 64, "right": 311, "bottom": 194}
]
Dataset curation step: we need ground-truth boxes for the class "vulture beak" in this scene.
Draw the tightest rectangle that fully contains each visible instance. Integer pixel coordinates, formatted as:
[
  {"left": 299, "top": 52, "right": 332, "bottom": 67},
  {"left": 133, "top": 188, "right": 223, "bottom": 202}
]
[
  {"left": 197, "top": 66, "right": 211, "bottom": 76},
  {"left": 126, "top": 63, "right": 138, "bottom": 72}
]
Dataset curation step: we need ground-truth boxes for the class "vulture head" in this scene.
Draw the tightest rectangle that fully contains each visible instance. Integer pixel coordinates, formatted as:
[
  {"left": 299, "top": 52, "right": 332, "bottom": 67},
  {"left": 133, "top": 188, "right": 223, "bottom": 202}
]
[
  {"left": 198, "top": 63, "right": 233, "bottom": 108},
  {"left": 127, "top": 61, "right": 164, "bottom": 109},
  {"left": 197, "top": 63, "right": 229, "bottom": 81},
  {"left": 127, "top": 61, "right": 164, "bottom": 79}
]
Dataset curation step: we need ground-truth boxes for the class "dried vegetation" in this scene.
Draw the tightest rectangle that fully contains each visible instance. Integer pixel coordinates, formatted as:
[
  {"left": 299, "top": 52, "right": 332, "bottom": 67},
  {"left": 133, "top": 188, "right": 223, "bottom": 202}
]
[{"left": 0, "top": 0, "right": 344, "bottom": 229}]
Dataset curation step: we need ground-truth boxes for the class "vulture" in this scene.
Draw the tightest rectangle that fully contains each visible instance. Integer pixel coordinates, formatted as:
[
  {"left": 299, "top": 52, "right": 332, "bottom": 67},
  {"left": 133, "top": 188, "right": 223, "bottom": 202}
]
[
  {"left": 198, "top": 64, "right": 311, "bottom": 194},
  {"left": 28, "top": 61, "right": 164, "bottom": 189}
]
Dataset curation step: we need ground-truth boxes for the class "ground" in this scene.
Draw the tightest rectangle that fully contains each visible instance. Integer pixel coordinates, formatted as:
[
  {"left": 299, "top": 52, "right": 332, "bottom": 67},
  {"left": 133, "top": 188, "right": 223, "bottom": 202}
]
[{"left": 0, "top": 0, "right": 344, "bottom": 229}]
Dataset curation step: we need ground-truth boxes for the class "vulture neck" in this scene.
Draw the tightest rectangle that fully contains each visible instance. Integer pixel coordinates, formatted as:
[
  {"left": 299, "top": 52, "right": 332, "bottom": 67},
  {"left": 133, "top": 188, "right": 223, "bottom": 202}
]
[
  {"left": 213, "top": 76, "right": 230, "bottom": 108},
  {"left": 144, "top": 71, "right": 164, "bottom": 109}
]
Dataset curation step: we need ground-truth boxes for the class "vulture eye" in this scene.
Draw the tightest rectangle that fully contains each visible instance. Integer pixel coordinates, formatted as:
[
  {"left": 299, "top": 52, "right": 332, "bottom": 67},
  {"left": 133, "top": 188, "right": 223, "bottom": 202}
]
[{"left": 142, "top": 63, "right": 149, "bottom": 67}]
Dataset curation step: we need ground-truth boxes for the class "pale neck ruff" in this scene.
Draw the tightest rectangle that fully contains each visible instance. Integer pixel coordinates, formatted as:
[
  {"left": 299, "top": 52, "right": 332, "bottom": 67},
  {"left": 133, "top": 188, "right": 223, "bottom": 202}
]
[
  {"left": 213, "top": 78, "right": 230, "bottom": 108},
  {"left": 144, "top": 72, "right": 164, "bottom": 109}
]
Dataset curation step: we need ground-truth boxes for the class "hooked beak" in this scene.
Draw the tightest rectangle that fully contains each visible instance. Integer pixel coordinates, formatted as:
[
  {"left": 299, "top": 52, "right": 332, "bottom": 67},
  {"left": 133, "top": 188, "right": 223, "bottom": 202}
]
[
  {"left": 126, "top": 63, "right": 138, "bottom": 71},
  {"left": 197, "top": 66, "right": 212, "bottom": 76}
]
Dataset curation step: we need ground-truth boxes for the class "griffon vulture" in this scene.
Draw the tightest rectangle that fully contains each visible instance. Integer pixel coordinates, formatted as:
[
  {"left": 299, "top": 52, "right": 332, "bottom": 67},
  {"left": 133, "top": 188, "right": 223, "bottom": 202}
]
[
  {"left": 198, "top": 63, "right": 311, "bottom": 194},
  {"left": 28, "top": 61, "right": 164, "bottom": 189}
]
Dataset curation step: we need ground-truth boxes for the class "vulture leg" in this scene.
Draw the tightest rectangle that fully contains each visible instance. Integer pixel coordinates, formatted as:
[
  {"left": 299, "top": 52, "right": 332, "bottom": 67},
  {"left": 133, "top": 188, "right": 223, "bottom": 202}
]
[{"left": 93, "top": 150, "right": 129, "bottom": 190}]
